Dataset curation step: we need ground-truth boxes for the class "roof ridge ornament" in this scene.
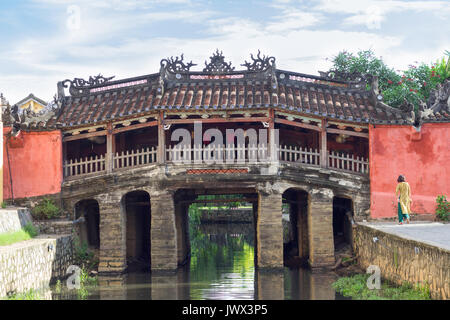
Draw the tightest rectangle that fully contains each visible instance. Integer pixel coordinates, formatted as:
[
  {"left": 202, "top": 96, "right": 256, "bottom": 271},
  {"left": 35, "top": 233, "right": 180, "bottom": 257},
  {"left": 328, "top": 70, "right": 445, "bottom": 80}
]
[
  {"left": 59, "top": 74, "right": 115, "bottom": 96},
  {"left": 160, "top": 54, "right": 197, "bottom": 73},
  {"left": 203, "top": 49, "right": 235, "bottom": 73},
  {"left": 417, "top": 79, "right": 450, "bottom": 125},
  {"left": 241, "top": 50, "right": 276, "bottom": 72}
]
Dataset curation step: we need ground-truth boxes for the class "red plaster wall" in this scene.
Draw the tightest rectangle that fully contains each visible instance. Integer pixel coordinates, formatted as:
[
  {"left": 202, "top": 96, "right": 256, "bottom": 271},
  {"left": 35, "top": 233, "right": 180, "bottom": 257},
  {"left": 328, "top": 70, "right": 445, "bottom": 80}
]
[
  {"left": 369, "top": 123, "right": 450, "bottom": 218},
  {"left": 3, "top": 128, "right": 62, "bottom": 200}
]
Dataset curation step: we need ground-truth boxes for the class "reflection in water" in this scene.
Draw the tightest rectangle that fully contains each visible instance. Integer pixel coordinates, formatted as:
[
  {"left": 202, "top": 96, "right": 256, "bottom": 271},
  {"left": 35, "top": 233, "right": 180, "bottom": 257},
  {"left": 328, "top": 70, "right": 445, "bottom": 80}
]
[{"left": 51, "top": 223, "right": 344, "bottom": 300}]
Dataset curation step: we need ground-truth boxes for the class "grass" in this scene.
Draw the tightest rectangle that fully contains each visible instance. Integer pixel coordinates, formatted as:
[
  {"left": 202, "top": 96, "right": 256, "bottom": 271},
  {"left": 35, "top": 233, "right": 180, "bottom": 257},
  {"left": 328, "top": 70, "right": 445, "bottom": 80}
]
[
  {"left": 4, "top": 289, "right": 41, "bottom": 300},
  {"left": 0, "top": 223, "right": 39, "bottom": 246},
  {"left": 333, "top": 273, "right": 431, "bottom": 300}
]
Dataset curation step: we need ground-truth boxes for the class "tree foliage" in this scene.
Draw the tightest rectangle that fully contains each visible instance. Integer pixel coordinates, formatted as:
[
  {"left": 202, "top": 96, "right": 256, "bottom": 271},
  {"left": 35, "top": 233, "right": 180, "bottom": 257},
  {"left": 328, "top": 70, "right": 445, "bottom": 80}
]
[{"left": 328, "top": 49, "right": 450, "bottom": 111}]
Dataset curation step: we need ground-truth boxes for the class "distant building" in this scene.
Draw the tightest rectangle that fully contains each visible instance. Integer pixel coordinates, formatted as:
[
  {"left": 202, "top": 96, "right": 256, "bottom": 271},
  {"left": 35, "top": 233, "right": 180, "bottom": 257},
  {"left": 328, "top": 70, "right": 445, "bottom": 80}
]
[{"left": 15, "top": 93, "right": 48, "bottom": 113}]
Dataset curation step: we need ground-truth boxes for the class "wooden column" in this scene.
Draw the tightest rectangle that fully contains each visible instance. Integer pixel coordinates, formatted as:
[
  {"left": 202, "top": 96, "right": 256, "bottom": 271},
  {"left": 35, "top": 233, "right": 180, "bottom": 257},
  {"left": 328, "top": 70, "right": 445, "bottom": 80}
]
[
  {"left": 320, "top": 119, "right": 327, "bottom": 168},
  {"left": 62, "top": 138, "right": 67, "bottom": 178},
  {"left": 106, "top": 123, "right": 115, "bottom": 173},
  {"left": 157, "top": 111, "right": 165, "bottom": 164},
  {"left": 268, "top": 108, "right": 276, "bottom": 161}
]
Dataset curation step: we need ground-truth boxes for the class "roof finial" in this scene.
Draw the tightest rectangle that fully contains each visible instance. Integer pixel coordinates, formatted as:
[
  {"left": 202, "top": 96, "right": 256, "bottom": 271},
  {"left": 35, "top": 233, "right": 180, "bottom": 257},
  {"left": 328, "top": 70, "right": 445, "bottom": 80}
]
[{"left": 203, "top": 49, "right": 235, "bottom": 73}]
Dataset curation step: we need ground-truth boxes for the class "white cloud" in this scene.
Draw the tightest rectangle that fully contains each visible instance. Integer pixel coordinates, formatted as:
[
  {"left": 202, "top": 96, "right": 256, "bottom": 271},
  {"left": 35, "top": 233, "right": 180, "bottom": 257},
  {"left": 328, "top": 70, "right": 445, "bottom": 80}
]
[
  {"left": 266, "top": 11, "right": 323, "bottom": 32},
  {"left": 1, "top": 0, "right": 448, "bottom": 104},
  {"left": 313, "top": 0, "right": 450, "bottom": 28}
]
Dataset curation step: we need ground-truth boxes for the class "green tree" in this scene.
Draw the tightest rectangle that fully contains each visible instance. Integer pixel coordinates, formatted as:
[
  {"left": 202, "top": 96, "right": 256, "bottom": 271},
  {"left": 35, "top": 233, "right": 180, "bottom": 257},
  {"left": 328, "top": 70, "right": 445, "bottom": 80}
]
[{"left": 328, "top": 49, "right": 450, "bottom": 111}]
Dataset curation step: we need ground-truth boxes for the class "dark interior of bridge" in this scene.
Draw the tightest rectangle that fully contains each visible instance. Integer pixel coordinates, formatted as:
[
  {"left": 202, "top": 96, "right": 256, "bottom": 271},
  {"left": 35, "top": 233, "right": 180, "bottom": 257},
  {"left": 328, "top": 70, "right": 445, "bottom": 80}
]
[
  {"left": 332, "top": 197, "right": 353, "bottom": 251},
  {"left": 124, "top": 191, "right": 151, "bottom": 271},
  {"left": 282, "top": 189, "right": 310, "bottom": 268},
  {"left": 74, "top": 199, "right": 100, "bottom": 249}
]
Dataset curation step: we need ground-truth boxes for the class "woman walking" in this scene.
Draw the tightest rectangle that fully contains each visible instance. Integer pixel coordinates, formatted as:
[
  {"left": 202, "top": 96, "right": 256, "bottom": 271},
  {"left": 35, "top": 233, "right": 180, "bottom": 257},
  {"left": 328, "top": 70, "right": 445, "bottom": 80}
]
[{"left": 395, "top": 175, "right": 412, "bottom": 224}]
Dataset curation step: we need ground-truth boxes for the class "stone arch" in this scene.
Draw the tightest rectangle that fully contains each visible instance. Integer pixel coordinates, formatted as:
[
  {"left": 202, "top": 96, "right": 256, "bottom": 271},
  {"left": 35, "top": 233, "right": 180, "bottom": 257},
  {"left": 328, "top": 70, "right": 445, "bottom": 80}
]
[
  {"left": 74, "top": 199, "right": 100, "bottom": 249},
  {"left": 282, "top": 187, "right": 310, "bottom": 266},
  {"left": 122, "top": 190, "right": 151, "bottom": 270}
]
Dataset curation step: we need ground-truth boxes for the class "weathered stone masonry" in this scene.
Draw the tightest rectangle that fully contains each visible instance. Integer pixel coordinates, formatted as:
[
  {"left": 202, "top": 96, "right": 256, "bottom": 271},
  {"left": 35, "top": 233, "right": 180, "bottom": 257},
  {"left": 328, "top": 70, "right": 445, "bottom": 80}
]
[
  {"left": 150, "top": 190, "right": 177, "bottom": 272},
  {"left": 0, "top": 235, "right": 72, "bottom": 297},
  {"left": 353, "top": 224, "right": 450, "bottom": 300},
  {"left": 257, "top": 190, "right": 283, "bottom": 269},
  {"left": 60, "top": 161, "right": 370, "bottom": 274},
  {"left": 308, "top": 188, "right": 335, "bottom": 268},
  {"left": 97, "top": 193, "right": 126, "bottom": 274}
]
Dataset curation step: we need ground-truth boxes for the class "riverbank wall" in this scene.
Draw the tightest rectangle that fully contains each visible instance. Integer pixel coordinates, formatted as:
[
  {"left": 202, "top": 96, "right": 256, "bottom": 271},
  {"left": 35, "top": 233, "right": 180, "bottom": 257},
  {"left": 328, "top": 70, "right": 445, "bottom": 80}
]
[
  {"left": 0, "top": 208, "right": 73, "bottom": 298},
  {"left": 353, "top": 223, "right": 449, "bottom": 300},
  {"left": 0, "top": 234, "right": 73, "bottom": 298}
]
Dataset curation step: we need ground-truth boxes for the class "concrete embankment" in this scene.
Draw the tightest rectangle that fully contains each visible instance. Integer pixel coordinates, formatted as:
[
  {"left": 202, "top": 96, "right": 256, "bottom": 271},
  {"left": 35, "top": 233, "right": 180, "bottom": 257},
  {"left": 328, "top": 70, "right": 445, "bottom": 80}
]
[
  {"left": 353, "top": 222, "right": 450, "bottom": 300},
  {"left": 0, "top": 208, "right": 73, "bottom": 298}
]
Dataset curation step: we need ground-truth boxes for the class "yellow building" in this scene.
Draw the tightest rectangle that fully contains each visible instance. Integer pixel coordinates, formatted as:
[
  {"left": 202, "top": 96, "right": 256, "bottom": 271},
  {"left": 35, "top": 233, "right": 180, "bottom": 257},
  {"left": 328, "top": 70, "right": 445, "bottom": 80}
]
[{"left": 15, "top": 93, "right": 48, "bottom": 113}]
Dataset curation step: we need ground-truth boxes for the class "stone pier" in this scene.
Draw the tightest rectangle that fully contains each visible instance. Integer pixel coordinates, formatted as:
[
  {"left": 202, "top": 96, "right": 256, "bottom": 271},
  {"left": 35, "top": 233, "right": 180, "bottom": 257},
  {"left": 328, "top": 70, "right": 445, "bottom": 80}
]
[
  {"left": 256, "top": 190, "right": 283, "bottom": 270},
  {"left": 98, "top": 194, "right": 126, "bottom": 274},
  {"left": 308, "top": 188, "right": 335, "bottom": 269},
  {"left": 150, "top": 190, "right": 178, "bottom": 272}
]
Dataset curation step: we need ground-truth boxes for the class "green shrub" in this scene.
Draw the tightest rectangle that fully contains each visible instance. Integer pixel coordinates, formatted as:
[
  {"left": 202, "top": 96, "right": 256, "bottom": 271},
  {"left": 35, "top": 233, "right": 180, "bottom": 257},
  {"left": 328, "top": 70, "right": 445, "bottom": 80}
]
[
  {"left": 23, "top": 222, "right": 38, "bottom": 237},
  {"left": 333, "top": 274, "right": 431, "bottom": 300},
  {"left": 31, "top": 198, "right": 61, "bottom": 220},
  {"left": 73, "top": 236, "right": 98, "bottom": 271},
  {"left": 436, "top": 195, "right": 449, "bottom": 221}
]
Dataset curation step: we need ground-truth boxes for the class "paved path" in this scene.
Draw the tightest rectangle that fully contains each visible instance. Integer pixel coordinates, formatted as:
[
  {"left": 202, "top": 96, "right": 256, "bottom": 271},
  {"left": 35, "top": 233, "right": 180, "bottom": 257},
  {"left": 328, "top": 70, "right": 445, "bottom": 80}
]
[{"left": 361, "top": 222, "right": 450, "bottom": 251}]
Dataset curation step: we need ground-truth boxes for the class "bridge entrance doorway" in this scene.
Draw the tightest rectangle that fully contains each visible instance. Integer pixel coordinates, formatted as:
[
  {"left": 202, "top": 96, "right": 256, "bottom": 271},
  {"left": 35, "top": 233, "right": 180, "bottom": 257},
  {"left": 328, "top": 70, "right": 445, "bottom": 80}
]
[
  {"left": 282, "top": 189, "right": 309, "bottom": 267},
  {"left": 74, "top": 199, "right": 100, "bottom": 249},
  {"left": 123, "top": 191, "right": 151, "bottom": 271},
  {"left": 332, "top": 197, "right": 353, "bottom": 251}
]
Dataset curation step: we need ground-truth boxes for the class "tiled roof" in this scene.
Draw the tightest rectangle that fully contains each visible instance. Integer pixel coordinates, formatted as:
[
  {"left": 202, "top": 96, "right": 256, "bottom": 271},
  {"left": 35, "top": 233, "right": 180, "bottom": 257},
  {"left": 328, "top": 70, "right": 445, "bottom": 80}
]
[
  {"left": 5, "top": 52, "right": 448, "bottom": 131},
  {"left": 51, "top": 71, "right": 408, "bottom": 128}
]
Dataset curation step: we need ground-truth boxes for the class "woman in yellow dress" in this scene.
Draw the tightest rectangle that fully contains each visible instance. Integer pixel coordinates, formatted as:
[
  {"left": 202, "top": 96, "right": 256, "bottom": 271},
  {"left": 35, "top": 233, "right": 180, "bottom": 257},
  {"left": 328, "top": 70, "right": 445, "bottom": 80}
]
[{"left": 395, "top": 175, "right": 412, "bottom": 224}]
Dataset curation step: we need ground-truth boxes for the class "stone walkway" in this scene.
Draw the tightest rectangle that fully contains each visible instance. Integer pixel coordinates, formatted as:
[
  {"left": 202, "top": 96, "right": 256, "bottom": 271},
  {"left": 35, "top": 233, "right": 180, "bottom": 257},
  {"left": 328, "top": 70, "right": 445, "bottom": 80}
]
[{"left": 361, "top": 222, "right": 450, "bottom": 251}]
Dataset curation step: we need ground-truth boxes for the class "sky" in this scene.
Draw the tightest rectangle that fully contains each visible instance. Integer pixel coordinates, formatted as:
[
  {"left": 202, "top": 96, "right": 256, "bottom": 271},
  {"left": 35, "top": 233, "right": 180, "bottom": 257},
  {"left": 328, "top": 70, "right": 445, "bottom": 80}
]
[{"left": 0, "top": 0, "right": 449, "bottom": 104}]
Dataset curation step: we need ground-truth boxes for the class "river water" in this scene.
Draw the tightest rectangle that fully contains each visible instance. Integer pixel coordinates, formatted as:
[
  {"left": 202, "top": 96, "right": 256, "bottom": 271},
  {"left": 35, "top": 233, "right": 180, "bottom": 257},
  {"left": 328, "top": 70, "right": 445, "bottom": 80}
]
[{"left": 51, "top": 223, "right": 346, "bottom": 300}]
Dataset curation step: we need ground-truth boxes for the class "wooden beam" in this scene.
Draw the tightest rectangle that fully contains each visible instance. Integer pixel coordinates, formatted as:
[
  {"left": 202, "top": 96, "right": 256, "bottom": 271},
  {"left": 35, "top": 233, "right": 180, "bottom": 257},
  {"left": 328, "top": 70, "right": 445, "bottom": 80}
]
[
  {"left": 62, "top": 130, "right": 107, "bottom": 142},
  {"left": 274, "top": 118, "right": 322, "bottom": 132},
  {"left": 180, "top": 198, "right": 258, "bottom": 204},
  {"left": 106, "top": 123, "right": 113, "bottom": 173},
  {"left": 320, "top": 119, "right": 327, "bottom": 168},
  {"left": 164, "top": 116, "right": 270, "bottom": 125},
  {"left": 157, "top": 111, "right": 165, "bottom": 163},
  {"left": 268, "top": 109, "right": 275, "bottom": 161},
  {"left": 112, "top": 120, "right": 158, "bottom": 134},
  {"left": 193, "top": 188, "right": 256, "bottom": 195},
  {"left": 326, "top": 127, "right": 369, "bottom": 138}
]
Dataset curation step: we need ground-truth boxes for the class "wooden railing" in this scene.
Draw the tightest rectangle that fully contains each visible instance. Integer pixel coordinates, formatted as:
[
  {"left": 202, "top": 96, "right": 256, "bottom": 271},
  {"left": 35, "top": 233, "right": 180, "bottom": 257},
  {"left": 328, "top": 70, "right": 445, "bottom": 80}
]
[
  {"left": 64, "top": 155, "right": 106, "bottom": 178},
  {"left": 114, "top": 147, "right": 157, "bottom": 170},
  {"left": 166, "top": 144, "right": 269, "bottom": 163},
  {"left": 328, "top": 150, "right": 369, "bottom": 174},
  {"left": 64, "top": 144, "right": 369, "bottom": 179},
  {"left": 278, "top": 146, "right": 320, "bottom": 167}
]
